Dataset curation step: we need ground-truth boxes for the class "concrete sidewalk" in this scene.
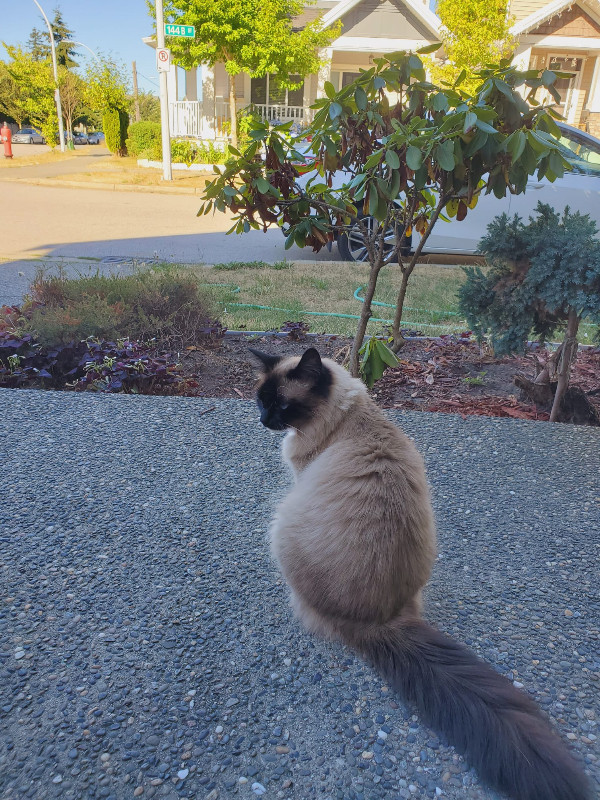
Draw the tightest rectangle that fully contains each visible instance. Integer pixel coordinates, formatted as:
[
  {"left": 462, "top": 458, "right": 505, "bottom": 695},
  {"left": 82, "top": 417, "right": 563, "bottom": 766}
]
[{"left": 0, "top": 391, "right": 598, "bottom": 800}]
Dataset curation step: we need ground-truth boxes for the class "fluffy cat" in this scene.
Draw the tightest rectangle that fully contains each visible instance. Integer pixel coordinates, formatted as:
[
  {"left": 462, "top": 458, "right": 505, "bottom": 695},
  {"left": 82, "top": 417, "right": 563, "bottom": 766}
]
[{"left": 249, "top": 346, "right": 591, "bottom": 800}]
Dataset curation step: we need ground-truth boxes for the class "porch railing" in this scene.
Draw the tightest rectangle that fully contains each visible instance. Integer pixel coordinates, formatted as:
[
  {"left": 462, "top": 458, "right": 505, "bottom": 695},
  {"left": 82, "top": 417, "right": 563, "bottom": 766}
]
[
  {"left": 169, "top": 99, "right": 230, "bottom": 139},
  {"left": 254, "top": 104, "right": 305, "bottom": 123}
]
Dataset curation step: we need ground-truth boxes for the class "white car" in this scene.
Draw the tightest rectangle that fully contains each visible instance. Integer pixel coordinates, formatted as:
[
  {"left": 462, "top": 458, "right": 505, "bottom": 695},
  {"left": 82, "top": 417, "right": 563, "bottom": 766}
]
[
  {"left": 12, "top": 127, "right": 45, "bottom": 144},
  {"left": 298, "top": 123, "right": 600, "bottom": 261}
]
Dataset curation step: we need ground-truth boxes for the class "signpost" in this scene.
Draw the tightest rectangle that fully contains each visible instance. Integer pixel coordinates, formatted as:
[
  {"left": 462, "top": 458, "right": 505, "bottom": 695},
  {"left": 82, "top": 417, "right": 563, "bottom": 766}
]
[
  {"left": 155, "top": 1, "right": 172, "bottom": 181},
  {"left": 156, "top": 48, "right": 171, "bottom": 72},
  {"left": 165, "top": 24, "right": 195, "bottom": 37}
]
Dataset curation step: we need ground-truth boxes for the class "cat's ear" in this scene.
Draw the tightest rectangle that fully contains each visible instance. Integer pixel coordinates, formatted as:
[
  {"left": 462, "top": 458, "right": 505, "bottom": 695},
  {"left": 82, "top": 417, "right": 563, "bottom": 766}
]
[
  {"left": 249, "top": 348, "right": 281, "bottom": 372},
  {"left": 289, "top": 347, "right": 322, "bottom": 382}
]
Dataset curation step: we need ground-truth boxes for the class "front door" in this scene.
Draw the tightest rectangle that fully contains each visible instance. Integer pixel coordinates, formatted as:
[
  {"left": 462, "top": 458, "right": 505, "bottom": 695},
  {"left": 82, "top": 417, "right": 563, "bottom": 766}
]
[{"left": 548, "top": 56, "right": 584, "bottom": 123}]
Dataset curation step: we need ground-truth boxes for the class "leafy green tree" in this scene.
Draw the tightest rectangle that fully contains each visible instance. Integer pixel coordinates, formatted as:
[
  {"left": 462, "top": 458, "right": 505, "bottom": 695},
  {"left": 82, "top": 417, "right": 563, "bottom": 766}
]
[
  {"left": 459, "top": 203, "right": 600, "bottom": 422},
  {"left": 2, "top": 45, "right": 57, "bottom": 144},
  {"left": 149, "top": 0, "right": 339, "bottom": 147},
  {"left": 132, "top": 90, "right": 161, "bottom": 123},
  {"left": 84, "top": 58, "right": 129, "bottom": 113},
  {"left": 26, "top": 27, "right": 47, "bottom": 61},
  {"left": 200, "top": 51, "right": 571, "bottom": 378},
  {"left": 28, "top": 7, "right": 78, "bottom": 68},
  {"left": 0, "top": 60, "right": 26, "bottom": 127},
  {"left": 428, "top": 0, "right": 515, "bottom": 91}
]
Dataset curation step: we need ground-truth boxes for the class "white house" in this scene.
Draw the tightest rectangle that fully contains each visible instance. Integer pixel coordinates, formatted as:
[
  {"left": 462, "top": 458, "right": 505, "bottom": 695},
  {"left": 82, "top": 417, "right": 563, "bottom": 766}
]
[
  {"left": 143, "top": 0, "right": 441, "bottom": 141},
  {"left": 143, "top": 0, "right": 600, "bottom": 141}
]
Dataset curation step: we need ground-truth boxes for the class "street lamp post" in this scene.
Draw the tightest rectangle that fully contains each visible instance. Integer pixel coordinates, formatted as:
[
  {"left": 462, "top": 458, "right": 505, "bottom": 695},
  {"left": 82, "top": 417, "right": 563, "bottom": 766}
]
[
  {"left": 32, "top": 0, "right": 65, "bottom": 152},
  {"left": 62, "top": 40, "right": 102, "bottom": 65}
]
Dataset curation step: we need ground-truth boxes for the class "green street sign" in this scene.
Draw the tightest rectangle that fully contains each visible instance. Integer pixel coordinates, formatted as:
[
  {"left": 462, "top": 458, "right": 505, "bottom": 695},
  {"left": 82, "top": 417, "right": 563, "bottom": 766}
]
[{"left": 164, "top": 23, "right": 195, "bottom": 38}]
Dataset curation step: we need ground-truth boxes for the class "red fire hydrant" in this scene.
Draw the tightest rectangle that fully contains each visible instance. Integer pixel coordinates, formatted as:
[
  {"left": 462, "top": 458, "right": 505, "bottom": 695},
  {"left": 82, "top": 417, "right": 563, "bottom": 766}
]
[{"left": 1, "top": 122, "right": 13, "bottom": 159}]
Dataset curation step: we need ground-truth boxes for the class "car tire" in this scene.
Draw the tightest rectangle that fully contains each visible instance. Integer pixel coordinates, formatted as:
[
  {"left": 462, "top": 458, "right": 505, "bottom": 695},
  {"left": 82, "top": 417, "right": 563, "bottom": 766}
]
[
  {"left": 337, "top": 213, "right": 412, "bottom": 262},
  {"left": 28, "top": 137, "right": 33, "bottom": 144}
]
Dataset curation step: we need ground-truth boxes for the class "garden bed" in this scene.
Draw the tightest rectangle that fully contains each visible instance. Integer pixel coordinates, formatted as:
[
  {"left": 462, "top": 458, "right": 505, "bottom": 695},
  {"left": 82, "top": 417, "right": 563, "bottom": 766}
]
[{"left": 178, "top": 333, "right": 600, "bottom": 424}]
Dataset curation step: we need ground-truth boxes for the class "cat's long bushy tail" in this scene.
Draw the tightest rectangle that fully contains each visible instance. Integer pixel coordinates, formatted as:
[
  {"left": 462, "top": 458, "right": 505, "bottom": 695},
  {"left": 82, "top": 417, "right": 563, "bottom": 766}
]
[{"left": 355, "top": 617, "right": 591, "bottom": 800}]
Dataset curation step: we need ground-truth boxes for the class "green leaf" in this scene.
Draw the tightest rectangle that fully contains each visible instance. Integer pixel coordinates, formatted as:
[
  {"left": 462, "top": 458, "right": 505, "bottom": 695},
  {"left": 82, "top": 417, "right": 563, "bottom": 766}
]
[
  {"left": 475, "top": 118, "right": 499, "bottom": 134},
  {"left": 408, "top": 54, "right": 423, "bottom": 72},
  {"left": 463, "top": 111, "right": 477, "bottom": 133},
  {"left": 374, "top": 339, "right": 399, "bottom": 367},
  {"left": 493, "top": 79, "right": 514, "bottom": 100},
  {"left": 255, "top": 177, "right": 270, "bottom": 194},
  {"left": 386, "top": 150, "right": 400, "bottom": 169},
  {"left": 329, "top": 102, "right": 342, "bottom": 120},
  {"left": 284, "top": 233, "right": 295, "bottom": 250},
  {"left": 507, "top": 130, "right": 526, "bottom": 162},
  {"left": 324, "top": 81, "right": 336, "bottom": 99},
  {"left": 373, "top": 76, "right": 386, "bottom": 90},
  {"left": 435, "top": 140, "right": 455, "bottom": 171},
  {"left": 355, "top": 86, "right": 367, "bottom": 110},
  {"left": 455, "top": 69, "right": 467, "bottom": 87},
  {"left": 417, "top": 42, "right": 442, "bottom": 54},
  {"left": 365, "top": 149, "right": 384, "bottom": 169},
  {"left": 433, "top": 93, "right": 449, "bottom": 112},
  {"left": 406, "top": 145, "right": 422, "bottom": 171},
  {"left": 368, "top": 183, "right": 379, "bottom": 216},
  {"left": 223, "top": 185, "right": 237, "bottom": 197},
  {"left": 541, "top": 70, "right": 556, "bottom": 87}
]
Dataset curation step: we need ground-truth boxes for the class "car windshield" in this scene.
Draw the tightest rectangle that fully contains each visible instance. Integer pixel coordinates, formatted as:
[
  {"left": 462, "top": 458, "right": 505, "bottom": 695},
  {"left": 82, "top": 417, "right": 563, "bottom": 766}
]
[{"left": 558, "top": 130, "right": 600, "bottom": 176}]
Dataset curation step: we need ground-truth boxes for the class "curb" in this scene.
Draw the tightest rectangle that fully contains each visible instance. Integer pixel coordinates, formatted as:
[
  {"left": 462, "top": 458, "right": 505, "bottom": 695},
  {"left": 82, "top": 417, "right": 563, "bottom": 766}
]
[{"left": 8, "top": 176, "right": 209, "bottom": 195}]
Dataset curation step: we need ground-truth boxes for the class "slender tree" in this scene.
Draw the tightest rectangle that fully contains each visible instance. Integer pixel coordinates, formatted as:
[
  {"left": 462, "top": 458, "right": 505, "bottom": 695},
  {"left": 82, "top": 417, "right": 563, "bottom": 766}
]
[
  {"left": 59, "top": 67, "right": 85, "bottom": 135},
  {"left": 200, "top": 53, "right": 571, "bottom": 378},
  {"left": 150, "top": 0, "right": 339, "bottom": 147}
]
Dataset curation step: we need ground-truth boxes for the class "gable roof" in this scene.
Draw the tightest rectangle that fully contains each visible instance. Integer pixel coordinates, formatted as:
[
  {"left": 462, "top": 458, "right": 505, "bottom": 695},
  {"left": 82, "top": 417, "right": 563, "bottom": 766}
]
[
  {"left": 321, "top": 0, "right": 441, "bottom": 38},
  {"left": 511, "top": 0, "right": 600, "bottom": 34}
]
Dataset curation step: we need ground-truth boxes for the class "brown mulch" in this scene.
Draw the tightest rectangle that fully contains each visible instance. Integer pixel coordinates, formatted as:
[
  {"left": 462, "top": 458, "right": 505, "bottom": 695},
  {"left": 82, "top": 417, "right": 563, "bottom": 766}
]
[{"left": 176, "top": 333, "right": 600, "bottom": 423}]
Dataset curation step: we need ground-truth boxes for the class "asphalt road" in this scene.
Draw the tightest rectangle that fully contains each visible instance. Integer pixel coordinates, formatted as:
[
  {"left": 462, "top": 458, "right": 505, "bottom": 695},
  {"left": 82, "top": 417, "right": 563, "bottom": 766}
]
[
  {"left": 0, "top": 175, "right": 336, "bottom": 265},
  {"left": 0, "top": 393, "right": 598, "bottom": 800}
]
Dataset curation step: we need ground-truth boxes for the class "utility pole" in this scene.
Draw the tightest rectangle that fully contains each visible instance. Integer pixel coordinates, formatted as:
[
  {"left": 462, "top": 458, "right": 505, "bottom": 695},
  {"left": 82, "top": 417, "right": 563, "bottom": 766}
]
[
  {"left": 132, "top": 61, "right": 141, "bottom": 122},
  {"left": 155, "top": 0, "right": 172, "bottom": 180},
  {"left": 32, "top": 0, "right": 65, "bottom": 152}
]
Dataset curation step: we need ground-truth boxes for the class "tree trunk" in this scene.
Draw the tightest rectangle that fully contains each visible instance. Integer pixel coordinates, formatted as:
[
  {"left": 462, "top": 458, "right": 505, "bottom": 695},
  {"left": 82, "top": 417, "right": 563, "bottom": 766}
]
[
  {"left": 549, "top": 308, "right": 580, "bottom": 422},
  {"left": 349, "top": 262, "right": 382, "bottom": 378},
  {"left": 228, "top": 74, "right": 238, "bottom": 150},
  {"left": 390, "top": 196, "right": 447, "bottom": 352}
]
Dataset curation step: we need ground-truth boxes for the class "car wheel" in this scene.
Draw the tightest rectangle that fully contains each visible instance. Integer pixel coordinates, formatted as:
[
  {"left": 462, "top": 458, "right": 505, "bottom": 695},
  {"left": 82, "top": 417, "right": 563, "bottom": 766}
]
[
  {"left": 28, "top": 137, "right": 33, "bottom": 144},
  {"left": 337, "top": 214, "right": 411, "bottom": 262}
]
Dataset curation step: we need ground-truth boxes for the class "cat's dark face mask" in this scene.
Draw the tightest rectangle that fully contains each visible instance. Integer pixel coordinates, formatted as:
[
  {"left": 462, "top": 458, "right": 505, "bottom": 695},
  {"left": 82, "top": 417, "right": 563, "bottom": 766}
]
[{"left": 249, "top": 347, "right": 331, "bottom": 431}]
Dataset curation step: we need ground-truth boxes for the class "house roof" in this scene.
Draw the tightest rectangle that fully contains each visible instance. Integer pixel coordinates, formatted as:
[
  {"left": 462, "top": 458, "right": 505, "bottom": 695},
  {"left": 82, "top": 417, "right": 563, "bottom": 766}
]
[
  {"left": 511, "top": 0, "right": 600, "bottom": 34},
  {"left": 321, "top": 0, "right": 441, "bottom": 38}
]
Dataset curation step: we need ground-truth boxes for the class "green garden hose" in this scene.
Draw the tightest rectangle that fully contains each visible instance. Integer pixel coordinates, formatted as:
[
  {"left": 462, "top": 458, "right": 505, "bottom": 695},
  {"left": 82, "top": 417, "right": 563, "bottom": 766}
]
[{"left": 202, "top": 282, "right": 463, "bottom": 329}]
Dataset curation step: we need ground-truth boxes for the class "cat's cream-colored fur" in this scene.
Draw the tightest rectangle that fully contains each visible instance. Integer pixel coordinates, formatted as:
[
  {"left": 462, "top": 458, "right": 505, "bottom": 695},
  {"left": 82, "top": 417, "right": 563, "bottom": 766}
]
[{"left": 270, "top": 356, "right": 436, "bottom": 645}]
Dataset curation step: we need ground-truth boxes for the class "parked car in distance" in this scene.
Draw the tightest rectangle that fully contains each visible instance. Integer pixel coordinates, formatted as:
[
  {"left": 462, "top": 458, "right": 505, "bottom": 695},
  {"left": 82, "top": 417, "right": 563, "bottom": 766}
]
[
  {"left": 12, "top": 127, "right": 44, "bottom": 144},
  {"left": 87, "top": 131, "right": 105, "bottom": 145},
  {"left": 72, "top": 132, "right": 88, "bottom": 145},
  {"left": 294, "top": 122, "right": 600, "bottom": 261}
]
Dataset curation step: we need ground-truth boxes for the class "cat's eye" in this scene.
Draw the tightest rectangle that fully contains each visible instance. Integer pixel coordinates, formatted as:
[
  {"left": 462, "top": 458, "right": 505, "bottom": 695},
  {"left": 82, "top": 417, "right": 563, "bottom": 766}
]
[{"left": 279, "top": 401, "right": 289, "bottom": 411}]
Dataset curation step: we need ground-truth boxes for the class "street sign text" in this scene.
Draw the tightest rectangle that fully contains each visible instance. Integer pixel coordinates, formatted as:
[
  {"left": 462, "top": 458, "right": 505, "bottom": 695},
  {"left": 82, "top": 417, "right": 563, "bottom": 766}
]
[{"left": 164, "top": 24, "right": 195, "bottom": 38}]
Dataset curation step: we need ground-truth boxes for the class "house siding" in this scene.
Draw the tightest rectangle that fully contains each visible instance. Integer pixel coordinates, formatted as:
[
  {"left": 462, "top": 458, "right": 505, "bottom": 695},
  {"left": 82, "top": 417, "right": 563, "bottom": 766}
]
[
  {"left": 340, "top": 0, "right": 431, "bottom": 39},
  {"left": 509, "top": 0, "right": 549, "bottom": 23},
  {"left": 530, "top": 6, "right": 600, "bottom": 36}
]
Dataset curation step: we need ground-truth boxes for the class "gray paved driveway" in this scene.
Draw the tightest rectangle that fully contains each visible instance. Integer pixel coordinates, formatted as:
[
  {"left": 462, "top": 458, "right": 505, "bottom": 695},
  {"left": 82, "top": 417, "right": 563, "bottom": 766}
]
[{"left": 0, "top": 392, "right": 599, "bottom": 800}]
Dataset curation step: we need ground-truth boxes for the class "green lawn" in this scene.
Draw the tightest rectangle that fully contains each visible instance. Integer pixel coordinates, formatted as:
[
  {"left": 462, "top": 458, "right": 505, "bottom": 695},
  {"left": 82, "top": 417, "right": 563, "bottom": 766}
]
[{"left": 192, "top": 260, "right": 470, "bottom": 337}]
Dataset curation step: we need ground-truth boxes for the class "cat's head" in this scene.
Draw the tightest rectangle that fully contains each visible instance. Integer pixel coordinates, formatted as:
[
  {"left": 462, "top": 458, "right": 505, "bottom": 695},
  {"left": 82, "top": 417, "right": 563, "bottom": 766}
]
[{"left": 249, "top": 347, "right": 332, "bottom": 431}]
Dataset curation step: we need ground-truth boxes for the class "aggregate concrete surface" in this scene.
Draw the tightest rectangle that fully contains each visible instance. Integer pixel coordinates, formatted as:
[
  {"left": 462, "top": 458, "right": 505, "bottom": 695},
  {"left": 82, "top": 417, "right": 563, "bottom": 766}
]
[{"left": 0, "top": 391, "right": 598, "bottom": 800}]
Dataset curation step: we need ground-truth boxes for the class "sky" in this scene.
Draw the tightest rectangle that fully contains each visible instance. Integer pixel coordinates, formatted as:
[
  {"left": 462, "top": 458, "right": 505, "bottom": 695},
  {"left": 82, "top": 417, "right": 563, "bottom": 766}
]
[{"left": 0, "top": 0, "right": 159, "bottom": 95}]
